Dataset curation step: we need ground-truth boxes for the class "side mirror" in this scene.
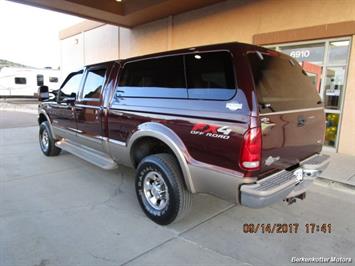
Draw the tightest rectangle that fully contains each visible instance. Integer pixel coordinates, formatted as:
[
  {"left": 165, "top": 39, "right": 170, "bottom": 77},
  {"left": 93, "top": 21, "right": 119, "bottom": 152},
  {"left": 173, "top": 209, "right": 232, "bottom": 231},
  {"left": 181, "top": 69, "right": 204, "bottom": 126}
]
[{"left": 38, "top": 85, "right": 49, "bottom": 101}]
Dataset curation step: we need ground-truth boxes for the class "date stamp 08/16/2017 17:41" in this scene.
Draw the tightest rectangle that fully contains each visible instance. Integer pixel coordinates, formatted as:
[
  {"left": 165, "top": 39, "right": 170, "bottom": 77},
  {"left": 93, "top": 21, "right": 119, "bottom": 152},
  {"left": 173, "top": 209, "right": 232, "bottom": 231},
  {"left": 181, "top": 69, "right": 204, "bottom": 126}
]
[{"left": 243, "top": 223, "right": 332, "bottom": 234}]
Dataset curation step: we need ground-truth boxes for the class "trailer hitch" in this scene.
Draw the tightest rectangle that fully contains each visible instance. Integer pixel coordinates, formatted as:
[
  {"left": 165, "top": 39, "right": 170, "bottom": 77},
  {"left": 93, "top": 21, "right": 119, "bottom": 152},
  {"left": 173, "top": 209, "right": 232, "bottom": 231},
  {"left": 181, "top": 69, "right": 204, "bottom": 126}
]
[{"left": 285, "top": 192, "right": 306, "bottom": 205}]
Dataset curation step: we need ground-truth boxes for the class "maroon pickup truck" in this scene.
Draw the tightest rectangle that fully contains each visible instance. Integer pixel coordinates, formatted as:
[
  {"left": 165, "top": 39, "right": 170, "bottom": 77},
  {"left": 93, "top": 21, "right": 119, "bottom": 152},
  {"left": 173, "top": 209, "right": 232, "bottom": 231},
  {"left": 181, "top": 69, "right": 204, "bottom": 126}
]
[{"left": 37, "top": 42, "right": 330, "bottom": 225}]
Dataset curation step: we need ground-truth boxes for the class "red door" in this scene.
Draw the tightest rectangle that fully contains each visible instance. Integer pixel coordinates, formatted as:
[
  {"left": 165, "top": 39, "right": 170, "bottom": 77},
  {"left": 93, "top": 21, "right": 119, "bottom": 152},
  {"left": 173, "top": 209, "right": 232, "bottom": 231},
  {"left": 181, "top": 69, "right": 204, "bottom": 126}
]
[{"left": 75, "top": 65, "right": 108, "bottom": 151}]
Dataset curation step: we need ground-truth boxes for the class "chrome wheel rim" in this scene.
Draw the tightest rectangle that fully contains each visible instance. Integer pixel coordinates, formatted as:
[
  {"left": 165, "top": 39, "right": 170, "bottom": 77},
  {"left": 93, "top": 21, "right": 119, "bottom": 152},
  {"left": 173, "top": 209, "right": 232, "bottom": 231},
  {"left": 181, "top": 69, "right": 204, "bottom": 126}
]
[
  {"left": 41, "top": 130, "right": 49, "bottom": 151},
  {"left": 143, "top": 171, "right": 169, "bottom": 211}
]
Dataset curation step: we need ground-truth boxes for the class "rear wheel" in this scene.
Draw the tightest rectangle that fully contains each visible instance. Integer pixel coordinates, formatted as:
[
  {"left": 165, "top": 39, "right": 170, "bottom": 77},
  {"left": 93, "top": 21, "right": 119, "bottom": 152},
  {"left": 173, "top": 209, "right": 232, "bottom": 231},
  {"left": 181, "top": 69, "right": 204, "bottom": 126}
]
[
  {"left": 135, "top": 153, "right": 192, "bottom": 225},
  {"left": 39, "top": 121, "right": 61, "bottom": 156}
]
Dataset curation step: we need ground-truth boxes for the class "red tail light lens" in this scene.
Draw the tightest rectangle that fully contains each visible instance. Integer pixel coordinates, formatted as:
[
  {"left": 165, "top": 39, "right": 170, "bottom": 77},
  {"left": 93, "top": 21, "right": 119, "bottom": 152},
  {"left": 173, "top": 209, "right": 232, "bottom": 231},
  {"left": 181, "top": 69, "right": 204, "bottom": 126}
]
[{"left": 240, "top": 127, "right": 262, "bottom": 171}]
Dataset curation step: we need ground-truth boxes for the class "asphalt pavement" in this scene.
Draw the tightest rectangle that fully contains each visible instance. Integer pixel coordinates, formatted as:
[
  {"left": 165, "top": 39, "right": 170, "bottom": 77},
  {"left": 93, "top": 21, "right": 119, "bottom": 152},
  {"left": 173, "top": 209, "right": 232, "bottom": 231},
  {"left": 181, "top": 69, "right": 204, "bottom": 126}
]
[{"left": 1, "top": 111, "right": 355, "bottom": 266}]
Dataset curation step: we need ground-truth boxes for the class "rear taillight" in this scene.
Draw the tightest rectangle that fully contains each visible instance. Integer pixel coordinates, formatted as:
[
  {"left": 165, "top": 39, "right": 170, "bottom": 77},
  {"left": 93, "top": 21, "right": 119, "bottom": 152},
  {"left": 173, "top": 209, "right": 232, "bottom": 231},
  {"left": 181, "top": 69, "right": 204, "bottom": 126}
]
[{"left": 240, "top": 127, "right": 262, "bottom": 171}]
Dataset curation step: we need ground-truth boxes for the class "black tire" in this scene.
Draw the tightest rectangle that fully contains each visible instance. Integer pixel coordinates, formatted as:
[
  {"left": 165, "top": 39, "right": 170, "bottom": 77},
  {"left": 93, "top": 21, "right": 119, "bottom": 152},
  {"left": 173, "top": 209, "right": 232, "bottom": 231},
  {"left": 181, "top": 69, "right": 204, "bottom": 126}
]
[
  {"left": 39, "top": 121, "right": 61, "bottom": 156},
  {"left": 135, "top": 153, "right": 192, "bottom": 225}
]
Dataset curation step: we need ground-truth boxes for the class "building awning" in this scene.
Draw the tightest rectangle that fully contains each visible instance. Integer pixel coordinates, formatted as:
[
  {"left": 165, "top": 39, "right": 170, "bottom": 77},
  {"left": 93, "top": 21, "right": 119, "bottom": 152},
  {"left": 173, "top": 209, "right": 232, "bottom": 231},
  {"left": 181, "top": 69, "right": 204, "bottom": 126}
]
[{"left": 9, "top": 0, "right": 226, "bottom": 28}]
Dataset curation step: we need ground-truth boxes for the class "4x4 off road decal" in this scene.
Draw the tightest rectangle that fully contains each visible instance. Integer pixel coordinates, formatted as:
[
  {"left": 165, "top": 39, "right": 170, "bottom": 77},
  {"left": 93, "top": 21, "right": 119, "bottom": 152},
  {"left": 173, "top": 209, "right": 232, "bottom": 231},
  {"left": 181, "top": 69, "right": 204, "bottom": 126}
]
[{"left": 190, "top": 123, "right": 232, "bottom": 139}]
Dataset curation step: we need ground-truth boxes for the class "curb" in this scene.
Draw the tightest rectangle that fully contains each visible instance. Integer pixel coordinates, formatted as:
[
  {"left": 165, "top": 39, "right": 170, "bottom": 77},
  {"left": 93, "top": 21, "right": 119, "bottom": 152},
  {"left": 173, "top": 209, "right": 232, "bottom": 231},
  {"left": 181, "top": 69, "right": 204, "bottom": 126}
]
[{"left": 315, "top": 177, "right": 355, "bottom": 194}]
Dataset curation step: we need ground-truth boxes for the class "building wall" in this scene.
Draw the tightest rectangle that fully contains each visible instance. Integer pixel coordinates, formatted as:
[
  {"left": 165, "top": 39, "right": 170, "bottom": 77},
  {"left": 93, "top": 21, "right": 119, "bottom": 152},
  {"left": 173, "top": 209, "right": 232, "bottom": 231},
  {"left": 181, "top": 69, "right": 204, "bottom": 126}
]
[
  {"left": 121, "top": 18, "right": 170, "bottom": 58},
  {"left": 60, "top": 33, "right": 84, "bottom": 78},
  {"left": 123, "top": 0, "right": 355, "bottom": 57},
  {"left": 338, "top": 36, "right": 355, "bottom": 155},
  {"left": 84, "top": 24, "right": 119, "bottom": 65},
  {"left": 119, "top": 27, "right": 132, "bottom": 59},
  {"left": 60, "top": 24, "right": 119, "bottom": 78},
  {"left": 61, "top": 0, "right": 355, "bottom": 59}
]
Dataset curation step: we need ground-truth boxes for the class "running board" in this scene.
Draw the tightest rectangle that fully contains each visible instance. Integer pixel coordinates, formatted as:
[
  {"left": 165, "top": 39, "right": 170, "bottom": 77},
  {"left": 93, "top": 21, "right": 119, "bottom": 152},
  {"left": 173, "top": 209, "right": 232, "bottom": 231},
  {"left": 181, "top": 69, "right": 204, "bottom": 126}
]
[{"left": 55, "top": 139, "right": 118, "bottom": 170}]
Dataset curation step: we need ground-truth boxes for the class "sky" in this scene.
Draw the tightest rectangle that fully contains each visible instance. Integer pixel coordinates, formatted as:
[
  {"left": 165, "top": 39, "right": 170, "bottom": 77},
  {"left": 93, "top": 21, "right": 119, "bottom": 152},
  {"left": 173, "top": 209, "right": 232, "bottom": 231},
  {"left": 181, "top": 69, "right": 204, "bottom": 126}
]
[{"left": 0, "top": 0, "right": 83, "bottom": 68}]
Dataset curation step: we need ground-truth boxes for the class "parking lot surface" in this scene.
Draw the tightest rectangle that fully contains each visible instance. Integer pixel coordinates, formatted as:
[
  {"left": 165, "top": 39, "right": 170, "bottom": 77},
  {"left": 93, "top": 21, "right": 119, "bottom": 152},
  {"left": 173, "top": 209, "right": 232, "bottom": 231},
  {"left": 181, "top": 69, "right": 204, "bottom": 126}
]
[
  {"left": 1, "top": 111, "right": 355, "bottom": 266},
  {"left": 0, "top": 111, "right": 37, "bottom": 129}
]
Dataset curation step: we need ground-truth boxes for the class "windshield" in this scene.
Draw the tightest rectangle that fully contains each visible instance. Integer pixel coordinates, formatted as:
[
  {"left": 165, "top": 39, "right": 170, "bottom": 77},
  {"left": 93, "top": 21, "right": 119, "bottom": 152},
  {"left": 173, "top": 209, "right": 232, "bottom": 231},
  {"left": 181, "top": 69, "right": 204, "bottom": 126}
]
[{"left": 247, "top": 52, "right": 321, "bottom": 113}]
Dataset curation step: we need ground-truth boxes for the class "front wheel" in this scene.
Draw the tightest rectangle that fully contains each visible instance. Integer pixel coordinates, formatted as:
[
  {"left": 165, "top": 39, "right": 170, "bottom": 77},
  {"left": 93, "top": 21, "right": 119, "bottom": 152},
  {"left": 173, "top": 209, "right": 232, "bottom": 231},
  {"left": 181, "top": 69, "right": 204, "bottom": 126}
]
[
  {"left": 39, "top": 121, "right": 61, "bottom": 156},
  {"left": 135, "top": 153, "right": 192, "bottom": 225}
]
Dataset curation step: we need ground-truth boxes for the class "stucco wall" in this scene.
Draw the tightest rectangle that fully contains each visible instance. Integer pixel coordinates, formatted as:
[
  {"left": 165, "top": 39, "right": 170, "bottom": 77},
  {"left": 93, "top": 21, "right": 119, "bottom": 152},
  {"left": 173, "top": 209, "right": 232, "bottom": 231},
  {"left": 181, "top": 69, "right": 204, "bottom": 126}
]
[
  {"left": 338, "top": 36, "right": 355, "bottom": 155},
  {"left": 84, "top": 24, "right": 119, "bottom": 65},
  {"left": 122, "top": 18, "right": 170, "bottom": 58},
  {"left": 60, "top": 24, "right": 119, "bottom": 77},
  {"left": 122, "top": 0, "right": 355, "bottom": 57},
  {"left": 60, "top": 33, "right": 84, "bottom": 79}
]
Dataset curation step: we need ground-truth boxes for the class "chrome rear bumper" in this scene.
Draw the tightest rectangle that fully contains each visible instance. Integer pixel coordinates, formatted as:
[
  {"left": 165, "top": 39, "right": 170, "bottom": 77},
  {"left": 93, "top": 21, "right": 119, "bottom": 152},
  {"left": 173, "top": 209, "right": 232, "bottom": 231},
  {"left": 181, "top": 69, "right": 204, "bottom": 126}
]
[{"left": 240, "top": 154, "right": 330, "bottom": 208}]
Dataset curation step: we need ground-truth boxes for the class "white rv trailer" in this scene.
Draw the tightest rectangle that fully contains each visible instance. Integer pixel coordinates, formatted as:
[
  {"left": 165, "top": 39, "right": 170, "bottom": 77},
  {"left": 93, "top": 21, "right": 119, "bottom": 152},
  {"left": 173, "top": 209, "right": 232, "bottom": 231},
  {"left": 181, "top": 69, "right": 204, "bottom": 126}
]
[{"left": 0, "top": 67, "right": 60, "bottom": 97}]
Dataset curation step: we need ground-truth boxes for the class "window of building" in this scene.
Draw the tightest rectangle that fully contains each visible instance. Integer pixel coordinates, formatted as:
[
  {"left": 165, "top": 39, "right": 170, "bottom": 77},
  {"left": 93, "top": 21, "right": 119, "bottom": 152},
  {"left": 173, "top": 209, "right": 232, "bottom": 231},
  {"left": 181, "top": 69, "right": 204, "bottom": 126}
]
[
  {"left": 279, "top": 43, "right": 325, "bottom": 65},
  {"left": 49, "top": 77, "right": 59, "bottom": 83},
  {"left": 328, "top": 40, "right": 350, "bottom": 65},
  {"left": 323, "top": 66, "right": 345, "bottom": 110},
  {"left": 37, "top": 74, "right": 44, "bottom": 86},
  {"left": 81, "top": 68, "right": 106, "bottom": 99},
  {"left": 14, "top": 77, "right": 26, "bottom": 85},
  {"left": 268, "top": 38, "right": 351, "bottom": 150},
  {"left": 58, "top": 72, "right": 83, "bottom": 101},
  {"left": 185, "top": 52, "right": 235, "bottom": 100},
  {"left": 118, "top": 55, "right": 186, "bottom": 98}
]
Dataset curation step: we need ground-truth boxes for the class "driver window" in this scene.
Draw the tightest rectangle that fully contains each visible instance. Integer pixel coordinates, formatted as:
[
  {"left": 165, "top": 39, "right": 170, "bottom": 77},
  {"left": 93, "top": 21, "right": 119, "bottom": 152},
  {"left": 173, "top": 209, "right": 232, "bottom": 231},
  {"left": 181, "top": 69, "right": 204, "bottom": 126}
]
[{"left": 58, "top": 72, "right": 83, "bottom": 102}]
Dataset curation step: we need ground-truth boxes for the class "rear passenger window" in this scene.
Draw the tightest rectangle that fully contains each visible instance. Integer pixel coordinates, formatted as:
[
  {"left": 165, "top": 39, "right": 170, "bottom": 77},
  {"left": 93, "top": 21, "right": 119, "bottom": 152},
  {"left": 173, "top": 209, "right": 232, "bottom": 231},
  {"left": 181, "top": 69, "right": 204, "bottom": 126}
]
[
  {"left": 186, "top": 52, "right": 235, "bottom": 100},
  {"left": 118, "top": 56, "right": 187, "bottom": 98},
  {"left": 81, "top": 68, "right": 106, "bottom": 100}
]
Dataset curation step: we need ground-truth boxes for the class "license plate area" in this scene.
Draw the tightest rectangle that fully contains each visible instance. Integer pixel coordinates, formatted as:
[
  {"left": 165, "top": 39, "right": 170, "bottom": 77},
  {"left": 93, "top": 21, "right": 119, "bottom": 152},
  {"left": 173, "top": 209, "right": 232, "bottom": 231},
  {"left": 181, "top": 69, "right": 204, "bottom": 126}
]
[{"left": 293, "top": 168, "right": 304, "bottom": 182}]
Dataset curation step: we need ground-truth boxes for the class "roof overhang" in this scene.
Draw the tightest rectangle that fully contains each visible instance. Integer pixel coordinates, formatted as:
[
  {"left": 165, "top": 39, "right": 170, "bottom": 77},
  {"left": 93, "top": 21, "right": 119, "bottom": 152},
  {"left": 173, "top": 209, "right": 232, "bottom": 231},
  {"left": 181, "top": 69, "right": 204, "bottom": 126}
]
[{"left": 9, "top": 0, "right": 226, "bottom": 28}]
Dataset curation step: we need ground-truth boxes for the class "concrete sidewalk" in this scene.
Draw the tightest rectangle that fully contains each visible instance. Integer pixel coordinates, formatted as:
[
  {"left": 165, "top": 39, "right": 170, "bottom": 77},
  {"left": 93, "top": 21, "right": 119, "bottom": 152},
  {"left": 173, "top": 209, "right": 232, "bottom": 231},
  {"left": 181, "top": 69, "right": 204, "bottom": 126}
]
[{"left": 320, "top": 152, "right": 355, "bottom": 187}]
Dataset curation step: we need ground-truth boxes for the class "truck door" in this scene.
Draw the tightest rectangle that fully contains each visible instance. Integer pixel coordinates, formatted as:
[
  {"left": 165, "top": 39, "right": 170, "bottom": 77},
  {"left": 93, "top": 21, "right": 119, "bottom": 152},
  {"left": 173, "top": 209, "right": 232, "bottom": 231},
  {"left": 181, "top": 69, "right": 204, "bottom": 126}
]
[
  {"left": 50, "top": 71, "right": 83, "bottom": 141},
  {"left": 75, "top": 65, "right": 108, "bottom": 152}
]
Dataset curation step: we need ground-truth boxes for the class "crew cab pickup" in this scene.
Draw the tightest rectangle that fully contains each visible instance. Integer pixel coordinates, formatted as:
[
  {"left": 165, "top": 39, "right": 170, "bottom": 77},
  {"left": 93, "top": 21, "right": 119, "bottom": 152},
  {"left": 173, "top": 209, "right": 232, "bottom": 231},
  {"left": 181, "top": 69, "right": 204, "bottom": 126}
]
[{"left": 37, "top": 42, "right": 330, "bottom": 225}]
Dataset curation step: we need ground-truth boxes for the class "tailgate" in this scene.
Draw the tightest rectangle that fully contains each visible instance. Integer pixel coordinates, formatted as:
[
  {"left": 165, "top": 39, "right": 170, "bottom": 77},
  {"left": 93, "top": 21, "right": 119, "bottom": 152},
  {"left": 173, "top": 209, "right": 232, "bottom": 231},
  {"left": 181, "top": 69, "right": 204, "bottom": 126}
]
[
  {"left": 247, "top": 50, "right": 325, "bottom": 177},
  {"left": 259, "top": 108, "right": 325, "bottom": 174}
]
